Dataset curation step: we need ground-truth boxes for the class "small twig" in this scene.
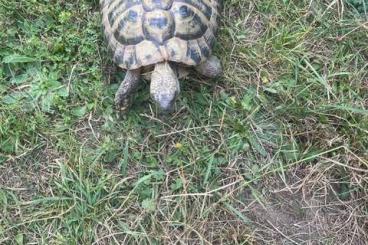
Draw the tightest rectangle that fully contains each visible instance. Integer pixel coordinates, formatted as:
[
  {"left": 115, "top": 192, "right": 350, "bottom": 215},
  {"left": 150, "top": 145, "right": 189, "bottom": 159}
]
[
  {"left": 0, "top": 186, "right": 28, "bottom": 191},
  {"left": 161, "top": 192, "right": 213, "bottom": 200},
  {"left": 88, "top": 112, "right": 100, "bottom": 142},
  {"left": 320, "top": 156, "right": 368, "bottom": 173},
  {"left": 67, "top": 64, "right": 77, "bottom": 93},
  {"left": 266, "top": 220, "right": 299, "bottom": 245}
]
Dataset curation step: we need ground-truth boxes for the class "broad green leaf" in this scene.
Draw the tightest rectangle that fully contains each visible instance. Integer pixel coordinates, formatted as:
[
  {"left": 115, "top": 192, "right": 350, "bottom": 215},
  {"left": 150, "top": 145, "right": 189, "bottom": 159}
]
[
  {"left": 15, "top": 233, "right": 24, "bottom": 245},
  {"left": 142, "top": 198, "right": 156, "bottom": 212},
  {"left": 72, "top": 106, "right": 87, "bottom": 118},
  {"left": 2, "top": 55, "right": 37, "bottom": 64}
]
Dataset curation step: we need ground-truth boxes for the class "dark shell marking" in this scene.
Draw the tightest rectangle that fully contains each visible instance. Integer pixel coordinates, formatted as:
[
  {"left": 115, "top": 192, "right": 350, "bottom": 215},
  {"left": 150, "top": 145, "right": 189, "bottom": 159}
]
[
  {"left": 101, "top": 0, "right": 219, "bottom": 69},
  {"left": 175, "top": 0, "right": 212, "bottom": 20},
  {"left": 108, "top": 0, "right": 141, "bottom": 25},
  {"left": 114, "top": 9, "right": 145, "bottom": 45},
  {"left": 173, "top": 4, "right": 208, "bottom": 40},
  {"left": 186, "top": 43, "right": 202, "bottom": 64},
  {"left": 142, "top": 10, "right": 175, "bottom": 44}
]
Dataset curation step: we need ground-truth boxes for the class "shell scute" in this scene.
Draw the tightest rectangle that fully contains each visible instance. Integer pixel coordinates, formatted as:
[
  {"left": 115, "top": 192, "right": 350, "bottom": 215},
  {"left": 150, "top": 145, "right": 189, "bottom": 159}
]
[
  {"left": 143, "top": 10, "right": 175, "bottom": 44},
  {"left": 142, "top": 0, "right": 174, "bottom": 11},
  {"left": 176, "top": 0, "right": 212, "bottom": 20},
  {"left": 172, "top": 4, "right": 208, "bottom": 40},
  {"left": 113, "top": 7, "right": 145, "bottom": 45},
  {"left": 101, "top": 0, "right": 219, "bottom": 69}
]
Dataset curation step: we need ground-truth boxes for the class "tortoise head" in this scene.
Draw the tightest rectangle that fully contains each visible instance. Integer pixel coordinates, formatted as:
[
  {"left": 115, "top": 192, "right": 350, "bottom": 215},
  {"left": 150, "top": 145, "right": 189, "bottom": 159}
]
[{"left": 150, "top": 62, "right": 180, "bottom": 113}]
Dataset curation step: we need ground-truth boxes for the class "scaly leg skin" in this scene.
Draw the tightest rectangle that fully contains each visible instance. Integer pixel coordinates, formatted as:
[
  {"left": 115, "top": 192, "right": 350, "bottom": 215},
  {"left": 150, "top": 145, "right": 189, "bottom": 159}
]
[
  {"left": 195, "top": 55, "right": 222, "bottom": 78},
  {"left": 114, "top": 69, "right": 141, "bottom": 111}
]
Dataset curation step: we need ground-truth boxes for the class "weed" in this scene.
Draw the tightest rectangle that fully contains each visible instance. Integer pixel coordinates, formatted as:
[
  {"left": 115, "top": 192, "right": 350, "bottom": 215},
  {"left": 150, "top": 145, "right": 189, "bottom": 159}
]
[{"left": 0, "top": 0, "right": 367, "bottom": 244}]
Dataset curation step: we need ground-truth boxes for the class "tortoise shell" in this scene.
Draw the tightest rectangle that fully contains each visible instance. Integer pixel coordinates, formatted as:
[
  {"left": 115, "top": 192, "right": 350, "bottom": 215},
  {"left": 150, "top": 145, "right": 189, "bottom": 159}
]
[{"left": 101, "top": 0, "right": 220, "bottom": 70}]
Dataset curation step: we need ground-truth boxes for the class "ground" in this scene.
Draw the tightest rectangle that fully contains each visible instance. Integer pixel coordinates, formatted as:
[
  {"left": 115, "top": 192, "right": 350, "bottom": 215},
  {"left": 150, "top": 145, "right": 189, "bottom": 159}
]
[{"left": 0, "top": 0, "right": 368, "bottom": 244}]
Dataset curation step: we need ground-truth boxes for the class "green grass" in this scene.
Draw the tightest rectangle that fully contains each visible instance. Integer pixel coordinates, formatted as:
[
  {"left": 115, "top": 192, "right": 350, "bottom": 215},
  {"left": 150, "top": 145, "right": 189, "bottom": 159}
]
[{"left": 1, "top": 0, "right": 367, "bottom": 244}]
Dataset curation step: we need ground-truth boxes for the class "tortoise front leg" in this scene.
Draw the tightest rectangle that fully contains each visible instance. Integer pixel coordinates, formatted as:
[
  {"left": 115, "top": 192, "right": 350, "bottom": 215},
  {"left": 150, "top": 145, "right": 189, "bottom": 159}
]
[
  {"left": 195, "top": 55, "right": 222, "bottom": 78},
  {"left": 115, "top": 69, "right": 141, "bottom": 111}
]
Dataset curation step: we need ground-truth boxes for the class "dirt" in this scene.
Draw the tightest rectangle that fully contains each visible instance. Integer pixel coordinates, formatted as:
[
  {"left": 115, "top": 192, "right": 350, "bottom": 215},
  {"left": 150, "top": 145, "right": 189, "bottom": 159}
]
[
  {"left": 0, "top": 146, "right": 59, "bottom": 202},
  {"left": 240, "top": 165, "right": 368, "bottom": 244}
]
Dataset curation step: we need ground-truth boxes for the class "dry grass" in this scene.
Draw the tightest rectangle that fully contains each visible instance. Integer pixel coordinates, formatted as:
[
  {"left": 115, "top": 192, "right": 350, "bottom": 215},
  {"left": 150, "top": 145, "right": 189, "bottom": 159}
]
[{"left": 1, "top": 0, "right": 368, "bottom": 244}]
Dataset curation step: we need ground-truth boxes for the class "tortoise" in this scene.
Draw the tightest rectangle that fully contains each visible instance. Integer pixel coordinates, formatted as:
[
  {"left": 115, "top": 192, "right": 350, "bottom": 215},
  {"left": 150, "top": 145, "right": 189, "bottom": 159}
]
[{"left": 100, "top": 0, "right": 222, "bottom": 112}]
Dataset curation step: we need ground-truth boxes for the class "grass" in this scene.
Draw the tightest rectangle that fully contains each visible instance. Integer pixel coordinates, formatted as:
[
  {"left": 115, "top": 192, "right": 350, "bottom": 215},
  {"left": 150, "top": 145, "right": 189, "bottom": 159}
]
[{"left": 0, "top": 0, "right": 367, "bottom": 244}]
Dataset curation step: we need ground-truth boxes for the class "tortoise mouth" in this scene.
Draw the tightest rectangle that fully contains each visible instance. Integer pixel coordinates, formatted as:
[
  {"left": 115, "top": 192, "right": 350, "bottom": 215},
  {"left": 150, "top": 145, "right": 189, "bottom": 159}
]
[{"left": 154, "top": 93, "right": 176, "bottom": 112}]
